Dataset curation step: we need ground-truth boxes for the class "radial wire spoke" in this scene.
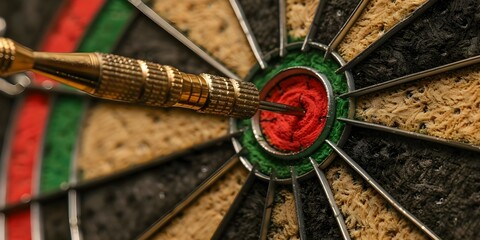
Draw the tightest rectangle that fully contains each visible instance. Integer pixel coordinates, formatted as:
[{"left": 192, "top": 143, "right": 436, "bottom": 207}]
[
  {"left": 324, "top": 0, "right": 370, "bottom": 58},
  {"left": 229, "top": 0, "right": 267, "bottom": 69},
  {"left": 301, "top": 0, "right": 327, "bottom": 52},
  {"left": 137, "top": 150, "right": 244, "bottom": 240},
  {"left": 336, "top": 0, "right": 439, "bottom": 73},
  {"left": 68, "top": 99, "right": 90, "bottom": 240},
  {"left": 68, "top": 190, "right": 81, "bottom": 240},
  {"left": 211, "top": 166, "right": 257, "bottom": 240},
  {"left": 325, "top": 140, "right": 441, "bottom": 240},
  {"left": 0, "top": 130, "right": 246, "bottom": 214},
  {"left": 290, "top": 167, "right": 306, "bottom": 240},
  {"left": 128, "top": 0, "right": 240, "bottom": 79},
  {"left": 309, "top": 157, "right": 350, "bottom": 240},
  {"left": 278, "top": 0, "right": 287, "bottom": 57},
  {"left": 259, "top": 172, "right": 276, "bottom": 240},
  {"left": 338, "top": 118, "right": 480, "bottom": 152},
  {"left": 340, "top": 55, "right": 480, "bottom": 97}
]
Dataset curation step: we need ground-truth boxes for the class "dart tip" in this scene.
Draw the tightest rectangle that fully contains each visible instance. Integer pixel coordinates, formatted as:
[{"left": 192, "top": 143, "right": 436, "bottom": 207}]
[{"left": 259, "top": 101, "right": 306, "bottom": 117}]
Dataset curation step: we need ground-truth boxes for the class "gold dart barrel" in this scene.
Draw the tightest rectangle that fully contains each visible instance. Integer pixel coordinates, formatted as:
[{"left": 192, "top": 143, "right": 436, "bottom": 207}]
[{"left": 0, "top": 38, "right": 259, "bottom": 118}]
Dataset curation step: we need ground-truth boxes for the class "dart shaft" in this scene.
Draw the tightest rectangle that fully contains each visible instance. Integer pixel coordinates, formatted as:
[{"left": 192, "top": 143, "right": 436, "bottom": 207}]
[
  {"left": 0, "top": 38, "right": 260, "bottom": 118},
  {"left": 0, "top": 37, "right": 303, "bottom": 118}
]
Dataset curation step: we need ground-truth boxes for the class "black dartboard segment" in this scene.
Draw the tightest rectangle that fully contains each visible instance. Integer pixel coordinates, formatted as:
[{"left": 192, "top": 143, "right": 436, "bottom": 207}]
[
  {"left": 79, "top": 141, "right": 235, "bottom": 240},
  {"left": 0, "top": 0, "right": 64, "bottom": 48},
  {"left": 301, "top": 178, "right": 343, "bottom": 240},
  {"left": 222, "top": 179, "right": 268, "bottom": 240},
  {"left": 237, "top": 0, "right": 280, "bottom": 54},
  {"left": 344, "top": 127, "right": 480, "bottom": 240},
  {"left": 353, "top": 0, "right": 480, "bottom": 88},
  {"left": 114, "top": 13, "right": 218, "bottom": 75},
  {"left": 314, "top": 0, "right": 361, "bottom": 44},
  {"left": 41, "top": 197, "right": 70, "bottom": 240}
]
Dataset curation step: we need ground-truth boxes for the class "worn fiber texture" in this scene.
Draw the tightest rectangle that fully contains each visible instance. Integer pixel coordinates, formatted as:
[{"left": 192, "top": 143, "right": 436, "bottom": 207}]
[
  {"left": 343, "top": 128, "right": 480, "bottom": 239},
  {"left": 353, "top": 0, "right": 480, "bottom": 88},
  {"left": 338, "top": 0, "right": 426, "bottom": 61},
  {"left": 115, "top": 14, "right": 217, "bottom": 75},
  {"left": 77, "top": 0, "right": 135, "bottom": 53},
  {"left": 222, "top": 179, "right": 268, "bottom": 239},
  {"left": 260, "top": 75, "right": 328, "bottom": 151},
  {"left": 268, "top": 188, "right": 299, "bottom": 239},
  {"left": 0, "top": 96, "right": 12, "bottom": 154},
  {"left": 40, "top": 96, "right": 85, "bottom": 193},
  {"left": 153, "top": 165, "right": 248, "bottom": 239},
  {"left": 80, "top": 142, "right": 234, "bottom": 240},
  {"left": 153, "top": 0, "right": 256, "bottom": 77},
  {"left": 78, "top": 103, "right": 228, "bottom": 180},
  {"left": 357, "top": 65, "right": 480, "bottom": 145},
  {"left": 41, "top": 197, "right": 70, "bottom": 240},
  {"left": 0, "top": 0, "right": 64, "bottom": 48},
  {"left": 326, "top": 162, "right": 426, "bottom": 240},
  {"left": 5, "top": 93, "right": 50, "bottom": 240},
  {"left": 238, "top": 0, "right": 279, "bottom": 54},
  {"left": 286, "top": 0, "right": 319, "bottom": 40},
  {"left": 314, "top": 0, "right": 360, "bottom": 44},
  {"left": 300, "top": 178, "right": 343, "bottom": 239}
]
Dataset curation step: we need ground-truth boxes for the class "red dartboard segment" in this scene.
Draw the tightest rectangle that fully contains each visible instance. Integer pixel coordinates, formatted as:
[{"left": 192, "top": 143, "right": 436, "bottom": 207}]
[
  {"left": 34, "top": 0, "right": 106, "bottom": 85},
  {"left": 5, "top": 93, "right": 50, "bottom": 240},
  {"left": 6, "top": 210, "right": 31, "bottom": 240},
  {"left": 260, "top": 75, "right": 329, "bottom": 152},
  {"left": 4, "top": 2, "right": 106, "bottom": 238},
  {"left": 6, "top": 93, "right": 50, "bottom": 203}
]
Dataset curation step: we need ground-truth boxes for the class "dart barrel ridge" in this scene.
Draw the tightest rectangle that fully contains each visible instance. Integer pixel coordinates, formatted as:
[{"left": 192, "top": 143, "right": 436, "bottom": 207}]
[{"left": 0, "top": 37, "right": 260, "bottom": 118}]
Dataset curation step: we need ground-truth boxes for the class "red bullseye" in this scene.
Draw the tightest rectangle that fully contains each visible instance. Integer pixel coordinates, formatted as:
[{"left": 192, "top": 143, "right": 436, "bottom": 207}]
[{"left": 260, "top": 74, "right": 329, "bottom": 152}]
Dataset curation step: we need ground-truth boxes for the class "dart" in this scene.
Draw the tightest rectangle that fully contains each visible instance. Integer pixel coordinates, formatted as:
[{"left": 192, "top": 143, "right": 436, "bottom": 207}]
[{"left": 0, "top": 37, "right": 304, "bottom": 118}]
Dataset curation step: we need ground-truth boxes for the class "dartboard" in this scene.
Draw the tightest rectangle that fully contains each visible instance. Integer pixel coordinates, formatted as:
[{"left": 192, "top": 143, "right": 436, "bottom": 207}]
[{"left": 0, "top": 0, "right": 478, "bottom": 239}]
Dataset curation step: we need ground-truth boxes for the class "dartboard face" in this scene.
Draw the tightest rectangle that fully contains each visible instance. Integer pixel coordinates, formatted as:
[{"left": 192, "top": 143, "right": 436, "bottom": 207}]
[{"left": 0, "top": 0, "right": 478, "bottom": 239}]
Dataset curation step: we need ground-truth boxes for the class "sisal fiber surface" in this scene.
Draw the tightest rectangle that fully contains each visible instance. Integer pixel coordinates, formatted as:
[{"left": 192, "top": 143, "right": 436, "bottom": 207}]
[
  {"left": 153, "top": 0, "right": 256, "bottom": 77},
  {"left": 314, "top": 0, "right": 360, "bottom": 45},
  {"left": 114, "top": 14, "right": 218, "bottom": 75},
  {"left": 268, "top": 188, "right": 299, "bottom": 239},
  {"left": 0, "top": 0, "right": 64, "bottom": 48},
  {"left": 77, "top": 103, "right": 228, "bottom": 180},
  {"left": 300, "top": 178, "right": 343, "bottom": 239},
  {"left": 41, "top": 197, "right": 70, "bottom": 240},
  {"left": 338, "top": 0, "right": 427, "bottom": 61},
  {"left": 222, "top": 179, "right": 268, "bottom": 239},
  {"left": 353, "top": 0, "right": 480, "bottom": 88},
  {"left": 238, "top": 0, "right": 280, "bottom": 54},
  {"left": 40, "top": 96, "right": 85, "bottom": 193},
  {"left": 5, "top": 92, "right": 50, "bottom": 240},
  {"left": 325, "top": 162, "right": 426, "bottom": 240},
  {"left": 260, "top": 162, "right": 426, "bottom": 240},
  {"left": 80, "top": 142, "right": 234, "bottom": 240},
  {"left": 286, "top": 0, "right": 319, "bottom": 41},
  {"left": 153, "top": 164, "right": 248, "bottom": 240},
  {"left": 260, "top": 75, "right": 328, "bottom": 152},
  {"left": 357, "top": 65, "right": 480, "bottom": 145},
  {"left": 343, "top": 128, "right": 479, "bottom": 239}
]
